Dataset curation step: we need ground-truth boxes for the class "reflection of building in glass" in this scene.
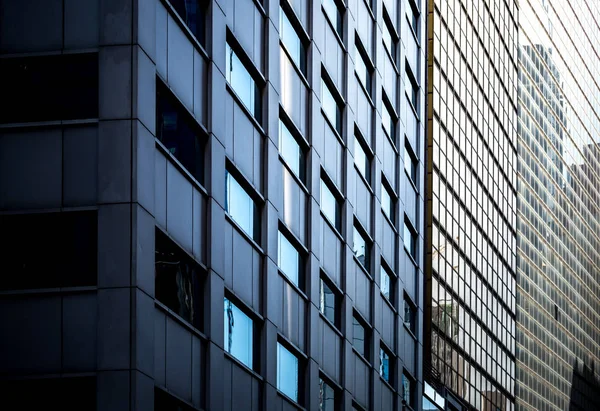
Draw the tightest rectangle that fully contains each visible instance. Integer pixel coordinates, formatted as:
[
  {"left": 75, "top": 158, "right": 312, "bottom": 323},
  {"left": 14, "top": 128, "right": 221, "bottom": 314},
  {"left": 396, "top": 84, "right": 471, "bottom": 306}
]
[
  {"left": 517, "top": 11, "right": 600, "bottom": 409},
  {"left": 425, "top": 0, "right": 518, "bottom": 410}
]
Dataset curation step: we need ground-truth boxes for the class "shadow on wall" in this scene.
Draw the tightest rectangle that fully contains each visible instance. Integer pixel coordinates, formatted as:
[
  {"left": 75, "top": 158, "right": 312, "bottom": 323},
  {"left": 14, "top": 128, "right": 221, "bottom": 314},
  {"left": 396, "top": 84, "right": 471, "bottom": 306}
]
[{"left": 569, "top": 359, "right": 600, "bottom": 410}]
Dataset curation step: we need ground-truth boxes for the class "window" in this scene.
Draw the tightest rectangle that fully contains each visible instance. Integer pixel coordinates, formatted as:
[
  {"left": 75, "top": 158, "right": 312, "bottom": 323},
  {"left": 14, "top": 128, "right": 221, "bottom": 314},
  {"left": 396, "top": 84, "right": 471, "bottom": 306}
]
[
  {"left": 226, "top": 171, "right": 259, "bottom": 241},
  {"left": 322, "top": 79, "right": 342, "bottom": 134},
  {"left": 382, "top": 98, "right": 395, "bottom": 140},
  {"left": 403, "top": 219, "right": 417, "bottom": 259},
  {"left": 278, "top": 231, "right": 301, "bottom": 286},
  {"left": 279, "top": 119, "right": 305, "bottom": 181},
  {"left": 168, "top": 0, "right": 207, "bottom": 45},
  {"left": 404, "top": 144, "right": 418, "bottom": 185},
  {"left": 323, "top": 0, "right": 343, "bottom": 37},
  {"left": 319, "top": 379, "right": 336, "bottom": 411},
  {"left": 320, "top": 178, "right": 341, "bottom": 231},
  {"left": 407, "top": 0, "right": 419, "bottom": 35},
  {"left": 320, "top": 277, "right": 337, "bottom": 325},
  {"left": 381, "top": 182, "right": 394, "bottom": 222},
  {"left": 155, "top": 229, "right": 203, "bottom": 329},
  {"left": 405, "top": 70, "right": 418, "bottom": 110},
  {"left": 226, "top": 42, "right": 261, "bottom": 120},
  {"left": 380, "top": 265, "right": 392, "bottom": 301},
  {"left": 382, "top": 17, "right": 396, "bottom": 60},
  {"left": 352, "top": 315, "right": 369, "bottom": 359},
  {"left": 403, "top": 373, "right": 416, "bottom": 408},
  {"left": 353, "top": 226, "right": 370, "bottom": 271},
  {"left": 0, "top": 212, "right": 97, "bottom": 291},
  {"left": 223, "top": 297, "right": 254, "bottom": 368},
  {"left": 157, "top": 81, "right": 205, "bottom": 182},
  {"left": 404, "top": 297, "right": 416, "bottom": 334},
  {"left": 380, "top": 347, "right": 391, "bottom": 382},
  {"left": 355, "top": 43, "right": 371, "bottom": 94},
  {"left": 280, "top": 7, "right": 307, "bottom": 75},
  {"left": 0, "top": 53, "right": 98, "bottom": 124},
  {"left": 277, "top": 343, "right": 300, "bottom": 402},
  {"left": 354, "top": 134, "right": 371, "bottom": 182}
]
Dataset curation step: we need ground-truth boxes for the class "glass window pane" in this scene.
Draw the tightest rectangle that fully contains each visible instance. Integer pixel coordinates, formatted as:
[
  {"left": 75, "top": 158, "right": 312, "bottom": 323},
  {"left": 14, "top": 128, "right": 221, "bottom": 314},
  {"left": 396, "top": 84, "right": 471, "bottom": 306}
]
[
  {"left": 381, "top": 184, "right": 394, "bottom": 221},
  {"left": 226, "top": 172, "right": 258, "bottom": 240},
  {"left": 404, "top": 223, "right": 416, "bottom": 258},
  {"left": 382, "top": 102, "right": 394, "bottom": 140},
  {"left": 277, "top": 343, "right": 299, "bottom": 401},
  {"left": 355, "top": 46, "right": 371, "bottom": 93},
  {"left": 322, "top": 79, "right": 341, "bottom": 134},
  {"left": 352, "top": 316, "right": 367, "bottom": 357},
  {"left": 223, "top": 298, "right": 254, "bottom": 368},
  {"left": 320, "top": 179, "right": 340, "bottom": 230},
  {"left": 279, "top": 120, "right": 303, "bottom": 180},
  {"left": 280, "top": 7, "right": 306, "bottom": 74},
  {"left": 226, "top": 43, "right": 259, "bottom": 119},
  {"left": 405, "top": 71, "right": 418, "bottom": 109},
  {"left": 322, "top": 0, "right": 343, "bottom": 36},
  {"left": 169, "top": 0, "right": 206, "bottom": 45},
  {"left": 382, "top": 20, "right": 396, "bottom": 59},
  {"left": 353, "top": 227, "right": 369, "bottom": 270},
  {"left": 405, "top": 145, "right": 417, "bottom": 184},
  {"left": 404, "top": 298, "right": 416, "bottom": 333},
  {"left": 380, "top": 267, "right": 391, "bottom": 300},
  {"left": 354, "top": 135, "right": 370, "bottom": 182},
  {"left": 380, "top": 348, "right": 390, "bottom": 381},
  {"left": 157, "top": 82, "right": 204, "bottom": 182},
  {"left": 319, "top": 379, "right": 336, "bottom": 411},
  {"left": 320, "top": 278, "right": 336, "bottom": 324},
  {"left": 278, "top": 231, "right": 300, "bottom": 286},
  {"left": 407, "top": 1, "right": 419, "bottom": 34}
]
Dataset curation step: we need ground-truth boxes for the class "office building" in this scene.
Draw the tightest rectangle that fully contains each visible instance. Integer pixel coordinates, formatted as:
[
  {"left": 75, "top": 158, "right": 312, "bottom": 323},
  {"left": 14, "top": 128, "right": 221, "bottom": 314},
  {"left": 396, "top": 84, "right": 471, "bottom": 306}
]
[
  {"left": 424, "top": 0, "right": 518, "bottom": 409},
  {"left": 0, "top": 0, "right": 427, "bottom": 409},
  {"left": 516, "top": 1, "right": 600, "bottom": 409}
]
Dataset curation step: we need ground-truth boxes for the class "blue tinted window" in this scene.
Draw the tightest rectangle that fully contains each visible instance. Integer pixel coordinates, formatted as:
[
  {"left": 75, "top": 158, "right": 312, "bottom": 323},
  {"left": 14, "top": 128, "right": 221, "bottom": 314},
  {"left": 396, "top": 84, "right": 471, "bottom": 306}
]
[
  {"left": 226, "top": 43, "right": 260, "bottom": 120},
  {"left": 279, "top": 120, "right": 304, "bottom": 180},
  {"left": 381, "top": 183, "right": 394, "bottom": 221},
  {"left": 382, "top": 101, "right": 394, "bottom": 140},
  {"left": 355, "top": 46, "right": 371, "bottom": 94},
  {"left": 226, "top": 172, "right": 258, "bottom": 241},
  {"left": 380, "top": 266, "right": 391, "bottom": 300},
  {"left": 353, "top": 227, "right": 369, "bottom": 271},
  {"left": 382, "top": 19, "right": 396, "bottom": 59},
  {"left": 278, "top": 232, "right": 300, "bottom": 286},
  {"left": 404, "top": 298, "right": 416, "bottom": 333},
  {"left": 352, "top": 316, "right": 368, "bottom": 358},
  {"left": 320, "top": 278, "right": 336, "bottom": 325},
  {"left": 403, "top": 221, "right": 416, "bottom": 258},
  {"left": 169, "top": 0, "right": 206, "bottom": 45},
  {"left": 380, "top": 348, "right": 390, "bottom": 382},
  {"left": 322, "top": 79, "right": 341, "bottom": 134},
  {"left": 354, "top": 135, "right": 370, "bottom": 182},
  {"left": 322, "top": 0, "right": 343, "bottom": 36},
  {"left": 224, "top": 298, "right": 254, "bottom": 368},
  {"left": 319, "top": 379, "right": 336, "bottom": 411},
  {"left": 320, "top": 179, "right": 340, "bottom": 230},
  {"left": 403, "top": 373, "right": 415, "bottom": 406},
  {"left": 277, "top": 343, "right": 299, "bottom": 401},
  {"left": 280, "top": 7, "right": 306, "bottom": 74}
]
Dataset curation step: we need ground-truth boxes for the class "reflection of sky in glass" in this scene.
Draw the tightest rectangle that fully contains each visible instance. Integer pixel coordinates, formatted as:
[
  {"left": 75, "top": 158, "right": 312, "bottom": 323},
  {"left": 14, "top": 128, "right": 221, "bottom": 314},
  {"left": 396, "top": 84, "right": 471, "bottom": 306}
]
[
  {"left": 352, "top": 317, "right": 366, "bottom": 356},
  {"left": 226, "top": 43, "right": 256, "bottom": 117},
  {"left": 404, "top": 147, "right": 417, "bottom": 183},
  {"left": 381, "top": 184, "right": 392, "bottom": 220},
  {"left": 403, "top": 224, "right": 414, "bottom": 257},
  {"left": 280, "top": 8, "right": 304, "bottom": 73},
  {"left": 354, "top": 135, "right": 369, "bottom": 180},
  {"left": 355, "top": 46, "right": 369, "bottom": 91},
  {"left": 224, "top": 298, "right": 253, "bottom": 369},
  {"left": 382, "top": 21, "right": 394, "bottom": 58},
  {"left": 380, "top": 349, "right": 389, "bottom": 381},
  {"left": 380, "top": 267, "right": 390, "bottom": 299},
  {"left": 279, "top": 120, "right": 301, "bottom": 177},
  {"left": 320, "top": 279, "right": 335, "bottom": 323},
  {"left": 278, "top": 232, "right": 299, "bottom": 285},
  {"left": 322, "top": 80, "right": 340, "bottom": 133},
  {"left": 353, "top": 227, "right": 367, "bottom": 267},
  {"left": 319, "top": 379, "right": 335, "bottom": 411},
  {"left": 277, "top": 343, "right": 299, "bottom": 401},
  {"left": 382, "top": 103, "right": 392, "bottom": 137},
  {"left": 320, "top": 180, "right": 338, "bottom": 229},
  {"left": 322, "top": 0, "right": 342, "bottom": 35},
  {"left": 226, "top": 172, "right": 255, "bottom": 239}
]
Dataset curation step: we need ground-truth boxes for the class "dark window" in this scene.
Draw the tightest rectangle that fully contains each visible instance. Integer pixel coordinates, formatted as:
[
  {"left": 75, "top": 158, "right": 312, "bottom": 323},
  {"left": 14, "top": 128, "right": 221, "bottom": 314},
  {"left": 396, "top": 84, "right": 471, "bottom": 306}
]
[
  {"left": 0, "top": 377, "right": 96, "bottom": 410},
  {"left": 405, "top": 143, "right": 418, "bottom": 185},
  {"left": 155, "top": 228, "right": 204, "bottom": 329},
  {"left": 0, "top": 53, "right": 98, "bottom": 124},
  {"left": 319, "top": 378, "right": 336, "bottom": 411},
  {"left": 352, "top": 315, "right": 369, "bottom": 359},
  {"left": 0, "top": 211, "right": 97, "bottom": 290},
  {"left": 168, "top": 0, "right": 207, "bottom": 45},
  {"left": 382, "top": 95, "right": 396, "bottom": 142},
  {"left": 407, "top": 0, "right": 419, "bottom": 35},
  {"left": 403, "top": 219, "right": 417, "bottom": 259},
  {"left": 404, "top": 297, "right": 416, "bottom": 334},
  {"left": 320, "top": 276, "right": 338, "bottom": 326},
  {"left": 156, "top": 81, "right": 205, "bottom": 183},
  {"left": 155, "top": 387, "right": 195, "bottom": 411},
  {"left": 405, "top": 69, "right": 419, "bottom": 110}
]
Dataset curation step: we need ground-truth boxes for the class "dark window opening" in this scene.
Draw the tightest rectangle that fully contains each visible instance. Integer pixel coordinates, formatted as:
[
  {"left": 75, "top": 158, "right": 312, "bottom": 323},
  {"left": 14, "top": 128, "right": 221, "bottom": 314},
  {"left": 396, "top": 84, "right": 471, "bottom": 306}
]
[
  {"left": 0, "top": 211, "right": 97, "bottom": 290},
  {"left": 0, "top": 53, "right": 98, "bottom": 124},
  {"left": 155, "top": 228, "right": 204, "bottom": 330},
  {"left": 168, "top": 0, "right": 207, "bottom": 46},
  {"left": 156, "top": 81, "right": 205, "bottom": 184}
]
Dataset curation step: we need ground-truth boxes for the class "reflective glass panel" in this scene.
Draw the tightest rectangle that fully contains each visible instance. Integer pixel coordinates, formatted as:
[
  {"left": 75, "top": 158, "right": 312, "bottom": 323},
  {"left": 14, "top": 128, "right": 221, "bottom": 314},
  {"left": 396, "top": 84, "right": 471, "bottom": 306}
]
[
  {"left": 354, "top": 135, "right": 370, "bottom": 182},
  {"left": 320, "top": 278, "right": 336, "bottom": 324},
  {"left": 381, "top": 184, "right": 394, "bottom": 221},
  {"left": 352, "top": 316, "right": 367, "bottom": 357},
  {"left": 322, "top": 0, "right": 343, "bottom": 36},
  {"left": 169, "top": 0, "right": 206, "bottom": 45},
  {"left": 223, "top": 298, "right": 253, "bottom": 368},
  {"left": 319, "top": 379, "right": 336, "bottom": 411},
  {"left": 322, "top": 79, "right": 341, "bottom": 134},
  {"left": 279, "top": 120, "right": 304, "bottom": 180},
  {"left": 353, "top": 227, "right": 369, "bottom": 270},
  {"left": 355, "top": 46, "right": 371, "bottom": 93},
  {"left": 278, "top": 231, "right": 300, "bottom": 286},
  {"left": 405, "top": 145, "right": 418, "bottom": 184},
  {"left": 226, "top": 43, "right": 260, "bottom": 119},
  {"left": 380, "top": 266, "right": 391, "bottom": 300},
  {"left": 380, "top": 348, "right": 390, "bottom": 381},
  {"left": 320, "top": 179, "right": 340, "bottom": 230},
  {"left": 403, "top": 222, "right": 416, "bottom": 258},
  {"left": 382, "top": 20, "right": 396, "bottom": 59},
  {"left": 382, "top": 102, "right": 394, "bottom": 140},
  {"left": 404, "top": 298, "right": 416, "bottom": 333},
  {"left": 277, "top": 343, "right": 299, "bottom": 401},
  {"left": 225, "top": 172, "right": 258, "bottom": 241},
  {"left": 280, "top": 7, "right": 306, "bottom": 74}
]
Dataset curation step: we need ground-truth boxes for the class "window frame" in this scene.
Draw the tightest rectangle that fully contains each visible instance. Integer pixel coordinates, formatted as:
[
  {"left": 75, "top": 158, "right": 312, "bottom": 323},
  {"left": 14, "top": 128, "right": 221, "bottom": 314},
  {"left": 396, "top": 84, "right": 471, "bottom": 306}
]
[
  {"left": 223, "top": 293, "right": 257, "bottom": 370},
  {"left": 353, "top": 223, "right": 371, "bottom": 273},
  {"left": 320, "top": 174, "right": 342, "bottom": 232},
  {"left": 277, "top": 340, "right": 303, "bottom": 404},
  {"left": 321, "top": 74, "right": 344, "bottom": 136},
  {"left": 404, "top": 295, "right": 417, "bottom": 336},
  {"left": 381, "top": 9, "right": 398, "bottom": 65},
  {"left": 405, "top": 66, "right": 419, "bottom": 114},
  {"left": 318, "top": 376, "right": 338, "bottom": 411},
  {"left": 278, "top": 115, "right": 307, "bottom": 183},
  {"left": 352, "top": 312, "right": 370, "bottom": 362},
  {"left": 166, "top": 0, "right": 208, "bottom": 47},
  {"left": 404, "top": 141, "right": 419, "bottom": 188},
  {"left": 379, "top": 344, "right": 393, "bottom": 384},
  {"left": 322, "top": 0, "right": 344, "bottom": 38},
  {"left": 381, "top": 176, "right": 396, "bottom": 223},
  {"left": 354, "top": 36, "right": 373, "bottom": 98},
  {"left": 225, "top": 166, "right": 261, "bottom": 243},
  {"left": 279, "top": 4, "right": 308, "bottom": 77},
  {"left": 381, "top": 91, "right": 397, "bottom": 145},
  {"left": 380, "top": 262, "right": 395, "bottom": 303},
  {"left": 354, "top": 129, "right": 372, "bottom": 185},
  {"left": 319, "top": 274, "right": 340, "bottom": 328},
  {"left": 277, "top": 228, "right": 304, "bottom": 289},
  {"left": 403, "top": 217, "right": 417, "bottom": 260}
]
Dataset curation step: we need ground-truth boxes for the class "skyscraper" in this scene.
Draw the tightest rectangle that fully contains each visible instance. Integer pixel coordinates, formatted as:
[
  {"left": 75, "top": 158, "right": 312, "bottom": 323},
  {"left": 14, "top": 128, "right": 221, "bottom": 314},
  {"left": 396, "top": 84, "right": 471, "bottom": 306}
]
[
  {"left": 0, "top": 0, "right": 427, "bottom": 410},
  {"left": 516, "top": 1, "right": 600, "bottom": 409},
  {"left": 425, "top": 0, "right": 519, "bottom": 410}
]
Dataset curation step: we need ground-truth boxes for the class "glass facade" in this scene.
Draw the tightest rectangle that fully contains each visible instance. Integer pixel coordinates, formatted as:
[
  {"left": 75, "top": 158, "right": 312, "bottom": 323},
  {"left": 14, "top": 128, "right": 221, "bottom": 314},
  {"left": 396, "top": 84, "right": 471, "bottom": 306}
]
[
  {"left": 426, "top": 0, "right": 519, "bottom": 410},
  {"left": 517, "top": 1, "right": 600, "bottom": 409}
]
